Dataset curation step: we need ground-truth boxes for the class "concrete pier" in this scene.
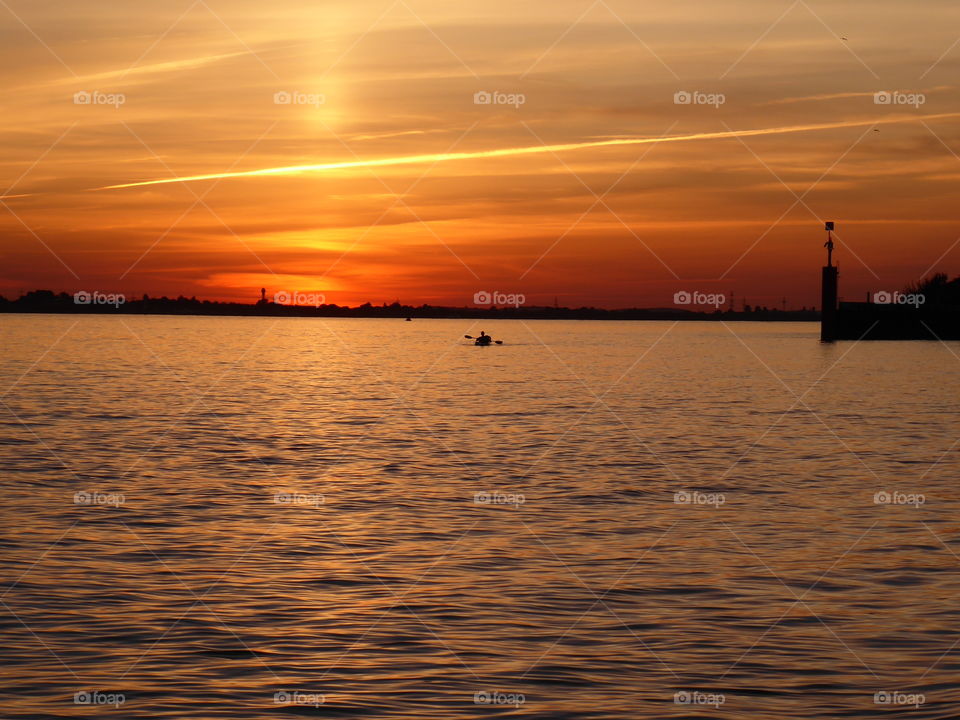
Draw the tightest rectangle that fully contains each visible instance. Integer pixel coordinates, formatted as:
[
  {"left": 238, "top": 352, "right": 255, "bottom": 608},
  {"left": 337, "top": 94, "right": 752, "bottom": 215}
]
[
  {"left": 820, "top": 222, "right": 838, "bottom": 342},
  {"left": 820, "top": 265, "right": 838, "bottom": 342}
]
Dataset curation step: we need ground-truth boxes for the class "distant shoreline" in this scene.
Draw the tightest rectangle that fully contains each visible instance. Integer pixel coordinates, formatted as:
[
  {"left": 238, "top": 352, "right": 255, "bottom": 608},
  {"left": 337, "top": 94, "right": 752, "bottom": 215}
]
[{"left": 1, "top": 291, "right": 820, "bottom": 322}]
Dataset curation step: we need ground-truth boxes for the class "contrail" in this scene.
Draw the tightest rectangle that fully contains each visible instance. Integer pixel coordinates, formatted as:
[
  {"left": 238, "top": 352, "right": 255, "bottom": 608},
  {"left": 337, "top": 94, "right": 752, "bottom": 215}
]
[{"left": 95, "top": 113, "right": 960, "bottom": 191}]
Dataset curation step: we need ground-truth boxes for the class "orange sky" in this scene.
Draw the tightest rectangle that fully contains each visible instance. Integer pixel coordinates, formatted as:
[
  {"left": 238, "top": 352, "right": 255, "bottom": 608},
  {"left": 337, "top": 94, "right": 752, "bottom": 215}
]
[{"left": 1, "top": 0, "right": 959, "bottom": 309}]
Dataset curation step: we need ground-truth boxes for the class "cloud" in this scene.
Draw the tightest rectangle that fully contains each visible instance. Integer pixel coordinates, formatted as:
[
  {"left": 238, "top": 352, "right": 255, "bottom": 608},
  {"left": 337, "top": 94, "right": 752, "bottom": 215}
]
[
  {"left": 766, "top": 86, "right": 953, "bottom": 105},
  {"left": 41, "top": 50, "right": 253, "bottom": 88},
  {"left": 93, "top": 113, "right": 960, "bottom": 191}
]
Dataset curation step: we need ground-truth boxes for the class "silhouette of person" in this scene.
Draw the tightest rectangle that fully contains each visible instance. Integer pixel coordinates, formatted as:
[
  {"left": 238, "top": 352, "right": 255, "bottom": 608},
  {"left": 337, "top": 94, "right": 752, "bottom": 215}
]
[{"left": 476, "top": 330, "right": 492, "bottom": 345}]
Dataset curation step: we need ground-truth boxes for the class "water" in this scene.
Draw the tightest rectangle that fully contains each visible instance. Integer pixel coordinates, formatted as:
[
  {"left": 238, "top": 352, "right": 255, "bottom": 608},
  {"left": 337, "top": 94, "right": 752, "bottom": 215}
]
[{"left": 1, "top": 316, "right": 959, "bottom": 718}]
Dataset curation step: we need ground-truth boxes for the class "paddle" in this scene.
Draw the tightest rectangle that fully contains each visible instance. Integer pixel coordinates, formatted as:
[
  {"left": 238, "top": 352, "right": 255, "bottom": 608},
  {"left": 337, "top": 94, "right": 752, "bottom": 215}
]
[{"left": 464, "top": 335, "right": 503, "bottom": 344}]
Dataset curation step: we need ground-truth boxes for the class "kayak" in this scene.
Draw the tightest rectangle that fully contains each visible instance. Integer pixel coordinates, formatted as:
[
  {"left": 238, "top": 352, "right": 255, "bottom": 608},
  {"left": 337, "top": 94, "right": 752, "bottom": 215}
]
[{"left": 464, "top": 334, "right": 502, "bottom": 345}]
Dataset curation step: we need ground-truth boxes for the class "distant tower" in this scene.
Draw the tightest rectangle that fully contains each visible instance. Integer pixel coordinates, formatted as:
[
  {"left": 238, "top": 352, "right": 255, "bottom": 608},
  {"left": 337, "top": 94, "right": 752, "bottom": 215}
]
[
  {"left": 261, "top": 288, "right": 266, "bottom": 302},
  {"left": 821, "top": 222, "right": 838, "bottom": 342}
]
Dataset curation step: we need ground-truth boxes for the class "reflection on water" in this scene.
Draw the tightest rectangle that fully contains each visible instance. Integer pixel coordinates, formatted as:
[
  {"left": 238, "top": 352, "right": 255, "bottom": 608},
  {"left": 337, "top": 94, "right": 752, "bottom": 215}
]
[{"left": 1, "top": 316, "right": 959, "bottom": 718}]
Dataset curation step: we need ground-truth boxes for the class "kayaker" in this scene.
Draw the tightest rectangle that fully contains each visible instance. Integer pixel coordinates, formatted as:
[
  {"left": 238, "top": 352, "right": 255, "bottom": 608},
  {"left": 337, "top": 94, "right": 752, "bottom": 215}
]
[{"left": 476, "top": 331, "right": 492, "bottom": 345}]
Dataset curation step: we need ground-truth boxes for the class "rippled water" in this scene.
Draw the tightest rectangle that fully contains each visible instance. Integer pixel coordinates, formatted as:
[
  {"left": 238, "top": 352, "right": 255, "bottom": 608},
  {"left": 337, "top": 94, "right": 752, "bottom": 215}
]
[{"left": 1, "top": 316, "right": 959, "bottom": 718}]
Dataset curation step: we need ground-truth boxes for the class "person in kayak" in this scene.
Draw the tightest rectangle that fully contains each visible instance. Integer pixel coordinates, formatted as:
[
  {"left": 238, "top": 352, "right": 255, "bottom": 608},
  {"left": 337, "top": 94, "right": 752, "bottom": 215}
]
[{"left": 475, "top": 331, "right": 493, "bottom": 345}]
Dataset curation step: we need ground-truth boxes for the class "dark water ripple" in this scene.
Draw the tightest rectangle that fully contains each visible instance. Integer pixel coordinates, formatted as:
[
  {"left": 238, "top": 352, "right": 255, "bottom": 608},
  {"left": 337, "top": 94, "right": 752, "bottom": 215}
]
[{"left": 1, "top": 317, "right": 959, "bottom": 718}]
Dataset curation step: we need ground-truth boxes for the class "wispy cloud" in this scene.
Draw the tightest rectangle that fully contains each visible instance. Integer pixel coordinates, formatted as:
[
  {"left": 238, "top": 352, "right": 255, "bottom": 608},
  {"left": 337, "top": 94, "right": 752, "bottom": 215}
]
[
  {"left": 765, "top": 90, "right": 879, "bottom": 105},
  {"left": 42, "top": 50, "right": 251, "bottom": 88},
  {"left": 95, "top": 113, "right": 960, "bottom": 191},
  {"left": 347, "top": 129, "right": 441, "bottom": 141},
  {"left": 767, "top": 86, "right": 953, "bottom": 105}
]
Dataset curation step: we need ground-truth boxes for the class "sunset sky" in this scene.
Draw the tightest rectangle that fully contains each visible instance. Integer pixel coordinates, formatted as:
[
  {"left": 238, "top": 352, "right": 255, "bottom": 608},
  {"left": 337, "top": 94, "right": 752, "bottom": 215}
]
[{"left": 1, "top": 0, "right": 958, "bottom": 308}]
